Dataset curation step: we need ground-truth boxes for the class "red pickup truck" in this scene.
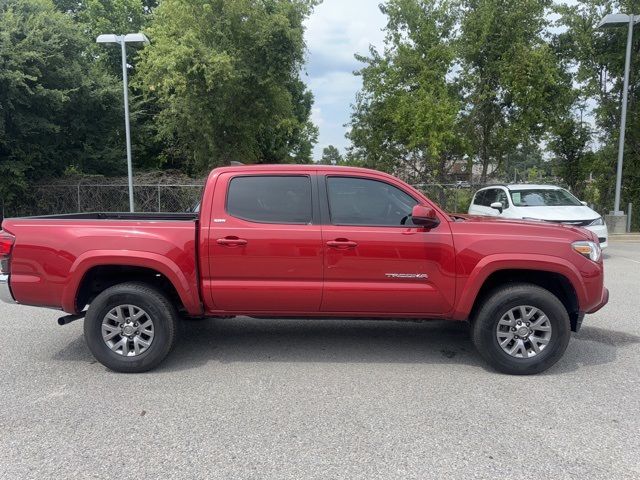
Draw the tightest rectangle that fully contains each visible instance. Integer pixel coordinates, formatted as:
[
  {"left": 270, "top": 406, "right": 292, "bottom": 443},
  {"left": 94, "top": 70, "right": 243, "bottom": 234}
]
[{"left": 0, "top": 165, "right": 608, "bottom": 374}]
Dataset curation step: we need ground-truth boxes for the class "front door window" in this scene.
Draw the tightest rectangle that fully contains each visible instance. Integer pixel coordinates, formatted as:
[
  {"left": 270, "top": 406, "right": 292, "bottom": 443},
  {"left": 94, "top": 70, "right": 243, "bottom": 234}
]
[{"left": 326, "top": 177, "right": 418, "bottom": 227}]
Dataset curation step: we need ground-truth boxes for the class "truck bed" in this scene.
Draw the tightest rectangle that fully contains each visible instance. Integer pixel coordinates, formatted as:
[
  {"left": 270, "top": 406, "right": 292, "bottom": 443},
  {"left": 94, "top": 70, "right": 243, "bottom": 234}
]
[{"left": 2, "top": 213, "right": 201, "bottom": 314}]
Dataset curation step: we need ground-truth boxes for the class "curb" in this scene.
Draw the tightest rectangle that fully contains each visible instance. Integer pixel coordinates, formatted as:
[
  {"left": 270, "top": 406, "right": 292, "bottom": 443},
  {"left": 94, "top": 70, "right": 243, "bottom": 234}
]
[{"left": 609, "top": 234, "right": 640, "bottom": 242}]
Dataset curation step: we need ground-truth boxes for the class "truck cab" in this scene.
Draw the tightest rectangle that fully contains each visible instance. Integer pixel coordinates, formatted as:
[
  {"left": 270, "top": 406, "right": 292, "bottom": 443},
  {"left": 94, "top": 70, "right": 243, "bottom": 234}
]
[{"left": 199, "top": 166, "right": 455, "bottom": 316}]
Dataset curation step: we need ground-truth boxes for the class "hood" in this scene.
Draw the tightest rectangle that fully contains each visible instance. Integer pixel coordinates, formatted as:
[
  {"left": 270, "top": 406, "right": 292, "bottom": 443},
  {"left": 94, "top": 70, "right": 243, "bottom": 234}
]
[
  {"left": 449, "top": 214, "right": 600, "bottom": 267},
  {"left": 511, "top": 205, "right": 599, "bottom": 221},
  {"left": 451, "top": 214, "right": 594, "bottom": 241}
]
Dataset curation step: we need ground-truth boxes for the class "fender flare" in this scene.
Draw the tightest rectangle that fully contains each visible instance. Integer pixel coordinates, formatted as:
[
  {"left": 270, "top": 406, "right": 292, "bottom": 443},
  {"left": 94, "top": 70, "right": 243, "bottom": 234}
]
[
  {"left": 452, "top": 253, "right": 586, "bottom": 320},
  {"left": 61, "top": 250, "right": 202, "bottom": 315}
]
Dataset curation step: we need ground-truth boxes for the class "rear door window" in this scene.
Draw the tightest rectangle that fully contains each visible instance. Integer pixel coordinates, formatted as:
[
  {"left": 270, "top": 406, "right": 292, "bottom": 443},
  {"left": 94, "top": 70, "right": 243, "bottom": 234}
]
[{"left": 226, "top": 176, "right": 312, "bottom": 224}]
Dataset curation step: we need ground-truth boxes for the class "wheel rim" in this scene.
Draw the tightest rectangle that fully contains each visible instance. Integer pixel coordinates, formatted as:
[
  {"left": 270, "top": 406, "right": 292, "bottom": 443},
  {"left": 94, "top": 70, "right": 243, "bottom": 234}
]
[
  {"left": 495, "top": 305, "right": 552, "bottom": 359},
  {"left": 101, "top": 305, "right": 155, "bottom": 357}
]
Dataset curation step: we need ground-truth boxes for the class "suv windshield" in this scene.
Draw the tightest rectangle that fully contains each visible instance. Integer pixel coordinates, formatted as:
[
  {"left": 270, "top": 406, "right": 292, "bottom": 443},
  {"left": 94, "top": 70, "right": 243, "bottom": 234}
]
[{"left": 509, "top": 189, "right": 582, "bottom": 207}]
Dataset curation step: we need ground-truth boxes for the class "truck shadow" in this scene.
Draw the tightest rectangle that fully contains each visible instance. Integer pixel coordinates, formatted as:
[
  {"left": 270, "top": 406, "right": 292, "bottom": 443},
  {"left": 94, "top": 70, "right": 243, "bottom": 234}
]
[
  {"left": 162, "top": 318, "right": 480, "bottom": 371},
  {"left": 160, "top": 318, "right": 639, "bottom": 375},
  {"left": 53, "top": 318, "right": 640, "bottom": 375}
]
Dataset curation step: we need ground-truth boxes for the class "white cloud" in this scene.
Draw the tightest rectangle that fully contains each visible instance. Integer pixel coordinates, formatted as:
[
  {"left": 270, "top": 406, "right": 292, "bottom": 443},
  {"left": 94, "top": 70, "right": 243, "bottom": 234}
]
[
  {"left": 304, "top": 0, "right": 387, "bottom": 159},
  {"left": 305, "top": 1, "right": 386, "bottom": 74},
  {"left": 310, "top": 106, "right": 324, "bottom": 128},
  {"left": 309, "top": 71, "right": 362, "bottom": 105}
]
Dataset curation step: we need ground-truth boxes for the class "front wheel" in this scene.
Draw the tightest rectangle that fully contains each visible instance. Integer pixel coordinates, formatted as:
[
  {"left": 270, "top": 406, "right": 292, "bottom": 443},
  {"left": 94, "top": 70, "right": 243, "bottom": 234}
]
[
  {"left": 84, "top": 282, "right": 178, "bottom": 373},
  {"left": 472, "top": 283, "right": 571, "bottom": 375}
]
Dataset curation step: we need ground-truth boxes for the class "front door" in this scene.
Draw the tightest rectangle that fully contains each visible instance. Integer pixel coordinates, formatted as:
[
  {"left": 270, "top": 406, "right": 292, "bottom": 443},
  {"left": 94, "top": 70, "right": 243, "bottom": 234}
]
[
  {"left": 206, "top": 173, "right": 323, "bottom": 313},
  {"left": 320, "top": 176, "right": 456, "bottom": 316}
]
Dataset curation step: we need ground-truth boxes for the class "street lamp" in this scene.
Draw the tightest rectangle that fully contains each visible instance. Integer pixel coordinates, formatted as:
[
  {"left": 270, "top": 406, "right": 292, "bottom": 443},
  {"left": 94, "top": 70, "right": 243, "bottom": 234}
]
[
  {"left": 96, "top": 33, "right": 150, "bottom": 213},
  {"left": 597, "top": 14, "right": 640, "bottom": 216}
]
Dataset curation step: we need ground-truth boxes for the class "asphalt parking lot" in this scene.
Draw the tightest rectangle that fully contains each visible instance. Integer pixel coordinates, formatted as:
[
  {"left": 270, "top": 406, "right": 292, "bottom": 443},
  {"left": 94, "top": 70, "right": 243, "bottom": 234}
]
[{"left": 1, "top": 242, "right": 639, "bottom": 479}]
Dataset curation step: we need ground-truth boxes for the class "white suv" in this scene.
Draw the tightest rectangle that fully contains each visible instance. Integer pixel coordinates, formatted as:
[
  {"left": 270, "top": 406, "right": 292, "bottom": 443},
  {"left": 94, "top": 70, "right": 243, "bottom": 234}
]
[{"left": 468, "top": 184, "right": 608, "bottom": 248}]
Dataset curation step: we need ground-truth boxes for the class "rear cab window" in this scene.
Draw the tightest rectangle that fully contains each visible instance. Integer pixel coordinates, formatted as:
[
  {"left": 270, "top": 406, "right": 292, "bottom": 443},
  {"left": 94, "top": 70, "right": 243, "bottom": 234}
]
[{"left": 226, "top": 175, "right": 312, "bottom": 224}]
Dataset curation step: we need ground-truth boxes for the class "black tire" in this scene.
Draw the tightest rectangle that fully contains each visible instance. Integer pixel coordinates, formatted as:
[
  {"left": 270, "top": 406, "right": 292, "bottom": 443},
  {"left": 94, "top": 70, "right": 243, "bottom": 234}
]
[
  {"left": 472, "top": 283, "right": 571, "bottom": 375},
  {"left": 84, "top": 282, "right": 178, "bottom": 373}
]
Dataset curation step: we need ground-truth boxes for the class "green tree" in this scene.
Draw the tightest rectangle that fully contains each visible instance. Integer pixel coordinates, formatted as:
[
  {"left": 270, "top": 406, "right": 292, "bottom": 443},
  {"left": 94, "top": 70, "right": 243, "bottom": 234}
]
[
  {"left": 62, "top": 0, "right": 150, "bottom": 71},
  {"left": 52, "top": 0, "right": 164, "bottom": 172},
  {"left": 504, "top": 140, "right": 548, "bottom": 182},
  {"left": 348, "top": 0, "right": 466, "bottom": 184},
  {"left": 135, "top": 0, "right": 319, "bottom": 172},
  {"left": 0, "top": 0, "right": 125, "bottom": 208},
  {"left": 556, "top": 0, "right": 640, "bottom": 225},
  {"left": 548, "top": 115, "right": 593, "bottom": 197},
  {"left": 458, "top": 0, "right": 566, "bottom": 182},
  {"left": 320, "top": 145, "right": 343, "bottom": 165}
]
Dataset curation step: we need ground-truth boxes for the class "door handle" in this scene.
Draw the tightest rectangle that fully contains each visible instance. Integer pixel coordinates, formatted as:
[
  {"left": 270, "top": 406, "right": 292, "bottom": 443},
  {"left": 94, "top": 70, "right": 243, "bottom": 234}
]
[
  {"left": 327, "top": 239, "right": 358, "bottom": 249},
  {"left": 217, "top": 237, "right": 248, "bottom": 247}
]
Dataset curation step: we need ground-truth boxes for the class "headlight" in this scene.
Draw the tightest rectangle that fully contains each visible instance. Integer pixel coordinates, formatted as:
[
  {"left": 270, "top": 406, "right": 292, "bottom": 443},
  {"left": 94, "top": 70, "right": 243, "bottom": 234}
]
[
  {"left": 572, "top": 240, "right": 602, "bottom": 262},
  {"left": 588, "top": 217, "right": 604, "bottom": 226}
]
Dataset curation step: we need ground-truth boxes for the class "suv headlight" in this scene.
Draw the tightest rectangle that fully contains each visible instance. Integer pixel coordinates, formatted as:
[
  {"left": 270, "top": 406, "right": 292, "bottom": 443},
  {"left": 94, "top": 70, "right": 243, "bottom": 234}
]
[
  {"left": 588, "top": 217, "right": 604, "bottom": 226},
  {"left": 572, "top": 240, "right": 602, "bottom": 262}
]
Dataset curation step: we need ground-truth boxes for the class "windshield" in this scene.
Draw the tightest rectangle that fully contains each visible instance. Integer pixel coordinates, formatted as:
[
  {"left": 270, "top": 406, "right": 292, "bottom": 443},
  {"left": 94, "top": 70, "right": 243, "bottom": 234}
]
[{"left": 509, "top": 188, "right": 582, "bottom": 207}]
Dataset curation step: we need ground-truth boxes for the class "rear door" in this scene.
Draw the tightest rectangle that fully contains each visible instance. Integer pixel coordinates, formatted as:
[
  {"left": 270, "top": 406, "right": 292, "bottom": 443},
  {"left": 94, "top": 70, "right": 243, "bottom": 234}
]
[
  {"left": 319, "top": 175, "right": 456, "bottom": 316},
  {"left": 205, "top": 173, "right": 323, "bottom": 313}
]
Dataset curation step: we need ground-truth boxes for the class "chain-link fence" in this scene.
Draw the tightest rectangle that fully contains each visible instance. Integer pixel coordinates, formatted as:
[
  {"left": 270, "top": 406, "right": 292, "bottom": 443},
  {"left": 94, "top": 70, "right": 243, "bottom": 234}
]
[
  {"left": 2, "top": 180, "right": 625, "bottom": 221},
  {"left": 3, "top": 183, "right": 204, "bottom": 218},
  {"left": 2, "top": 181, "right": 481, "bottom": 218},
  {"left": 413, "top": 183, "right": 486, "bottom": 214}
]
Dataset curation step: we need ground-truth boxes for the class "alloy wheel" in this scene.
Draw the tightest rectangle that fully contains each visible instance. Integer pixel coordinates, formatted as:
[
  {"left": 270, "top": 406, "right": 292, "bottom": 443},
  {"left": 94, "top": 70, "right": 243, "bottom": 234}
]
[
  {"left": 101, "top": 305, "right": 155, "bottom": 357},
  {"left": 495, "top": 305, "right": 552, "bottom": 359}
]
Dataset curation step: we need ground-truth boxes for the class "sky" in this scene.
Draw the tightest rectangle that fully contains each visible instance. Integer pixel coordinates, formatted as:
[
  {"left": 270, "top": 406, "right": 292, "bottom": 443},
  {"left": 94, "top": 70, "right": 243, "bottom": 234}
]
[
  {"left": 303, "top": 1, "right": 583, "bottom": 161},
  {"left": 304, "top": 0, "right": 387, "bottom": 160}
]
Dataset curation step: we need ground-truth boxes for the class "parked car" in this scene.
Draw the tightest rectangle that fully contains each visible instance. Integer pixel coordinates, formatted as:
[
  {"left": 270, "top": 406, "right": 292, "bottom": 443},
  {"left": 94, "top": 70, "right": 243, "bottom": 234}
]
[
  {"left": 0, "top": 166, "right": 608, "bottom": 374},
  {"left": 468, "top": 184, "right": 608, "bottom": 248}
]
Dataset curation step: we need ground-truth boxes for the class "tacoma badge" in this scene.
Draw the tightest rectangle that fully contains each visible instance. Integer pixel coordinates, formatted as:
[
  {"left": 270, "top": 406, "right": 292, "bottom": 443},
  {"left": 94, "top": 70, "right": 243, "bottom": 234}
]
[{"left": 385, "top": 273, "right": 429, "bottom": 279}]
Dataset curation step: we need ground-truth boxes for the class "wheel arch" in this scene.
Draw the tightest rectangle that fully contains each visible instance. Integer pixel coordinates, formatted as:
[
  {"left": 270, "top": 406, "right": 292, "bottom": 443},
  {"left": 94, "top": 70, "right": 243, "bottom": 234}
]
[
  {"left": 62, "top": 251, "right": 203, "bottom": 316},
  {"left": 454, "top": 254, "right": 586, "bottom": 332},
  {"left": 467, "top": 270, "right": 581, "bottom": 331}
]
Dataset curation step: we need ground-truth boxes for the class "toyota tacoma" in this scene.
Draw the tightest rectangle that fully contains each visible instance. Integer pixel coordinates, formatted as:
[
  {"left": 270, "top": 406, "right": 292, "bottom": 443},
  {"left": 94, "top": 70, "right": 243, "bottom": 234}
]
[{"left": 0, "top": 165, "right": 608, "bottom": 374}]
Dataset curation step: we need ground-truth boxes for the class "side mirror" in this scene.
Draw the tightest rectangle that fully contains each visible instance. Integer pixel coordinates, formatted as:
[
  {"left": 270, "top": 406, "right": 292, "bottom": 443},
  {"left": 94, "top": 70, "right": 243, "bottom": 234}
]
[
  {"left": 581, "top": 201, "right": 588, "bottom": 206},
  {"left": 490, "top": 202, "right": 503, "bottom": 214},
  {"left": 411, "top": 205, "right": 440, "bottom": 229}
]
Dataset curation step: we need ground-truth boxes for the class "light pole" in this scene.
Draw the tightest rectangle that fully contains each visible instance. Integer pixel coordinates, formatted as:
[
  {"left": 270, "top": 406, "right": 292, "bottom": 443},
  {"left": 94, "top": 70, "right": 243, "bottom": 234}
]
[
  {"left": 96, "top": 33, "right": 150, "bottom": 213},
  {"left": 597, "top": 14, "right": 639, "bottom": 216}
]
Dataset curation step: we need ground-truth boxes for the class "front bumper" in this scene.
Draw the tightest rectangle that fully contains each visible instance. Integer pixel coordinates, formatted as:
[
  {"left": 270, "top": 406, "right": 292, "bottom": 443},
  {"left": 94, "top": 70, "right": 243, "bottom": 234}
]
[
  {"left": 588, "top": 287, "right": 609, "bottom": 314},
  {"left": 574, "top": 287, "right": 609, "bottom": 332},
  {"left": 0, "top": 274, "right": 16, "bottom": 304},
  {"left": 585, "top": 224, "right": 608, "bottom": 249}
]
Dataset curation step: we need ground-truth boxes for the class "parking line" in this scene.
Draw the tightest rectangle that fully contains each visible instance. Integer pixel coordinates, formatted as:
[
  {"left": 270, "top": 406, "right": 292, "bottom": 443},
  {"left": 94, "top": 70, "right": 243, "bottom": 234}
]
[{"left": 619, "top": 256, "right": 640, "bottom": 264}]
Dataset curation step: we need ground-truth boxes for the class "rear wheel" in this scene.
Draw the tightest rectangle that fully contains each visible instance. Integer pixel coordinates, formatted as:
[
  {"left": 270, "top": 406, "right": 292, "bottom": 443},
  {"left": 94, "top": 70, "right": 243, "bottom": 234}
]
[
  {"left": 84, "top": 282, "right": 178, "bottom": 373},
  {"left": 472, "top": 283, "right": 571, "bottom": 375}
]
